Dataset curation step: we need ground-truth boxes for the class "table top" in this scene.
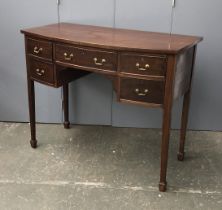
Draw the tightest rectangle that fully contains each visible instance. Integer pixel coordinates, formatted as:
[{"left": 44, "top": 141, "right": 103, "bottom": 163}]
[{"left": 21, "top": 23, "right": 203, "bottom": 54}]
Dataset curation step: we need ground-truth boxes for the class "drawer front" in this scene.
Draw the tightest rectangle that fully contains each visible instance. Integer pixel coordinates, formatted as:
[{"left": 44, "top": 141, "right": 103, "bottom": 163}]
[
  {"left": 55, "top": 44, "right": 79, "bottom": 64},
  {"left": 119, "top": 53, "right": 166, "bottom": 77},
  {"left": 29, "top": 58, "right": 54, "bottom": 84},
  {"left": 55, "top": 44, "right": 117, "bottom": 71},
  {"left": 120, "top": 78, "right": 164, "bottom": 105},
  {"left": 27, "top": 38, "right": 52, "bottom": 60},
  {"left": 79, "top": 48, "right": 117, "bottom": 71}
]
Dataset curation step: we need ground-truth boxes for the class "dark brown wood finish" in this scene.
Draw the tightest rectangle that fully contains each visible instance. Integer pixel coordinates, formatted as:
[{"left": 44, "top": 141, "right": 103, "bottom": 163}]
[
  {"left": 119, "top": 53, "right": 166, "bottom": 77},
  {"left": 21, "top": 23, "right": 202, "bottom": 54},
  {"left": 25, "top": 37, "right": 37, "bottom": 149},
  {"left": 27, "top": 38, "right": 53, "bottom": 61},
  {"left": 55, "top": 44, "right": 117, "bottom": 72},
  {"left": 173, "top": 47, "right": 194, "bottom": 100},
  {"left": 159, "top": 55, "right": 177, "bottom": 192},
  {"left": 29, "top": 58, "right": 54, "bottom": 85},
  {"left": 63, "top": 84, "right": 70, "bottom": 129},
  {"left": 120, "top": 78, "right": 165, "bottom": 105},
  {"left": 27, "top": 79, "right": 37, "bottom": 149},
  {"left": 55, "top": 44, "right": 78, "bottom": 64},
  {"left": 21, "top": 23, "right": 202, "bottom": 192},
  {"left": 178, "top": 46, "right": 197, "bottom": 161}
]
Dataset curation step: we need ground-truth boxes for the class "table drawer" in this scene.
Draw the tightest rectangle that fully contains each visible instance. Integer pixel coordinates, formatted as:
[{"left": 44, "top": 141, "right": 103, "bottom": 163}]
[
  {"left": 120, "top": 78, "right": 164, "bottom": 105},
  {"left": 27, "top": 38, "right": 52, "bottom": 60},
  {"left": 79, "top": 47, "right": 117, "bottom": 71},
  {"left": 55, "top": 44, "right": 79, "bottom": 64},
  {"left": 119, "top": 53, "right": 166, "bottom": 77},
  {"left": 55, "top": 44, "right": 117, "bottom": 71},
  {"left": 29, "top": 58, "right": 54, "bottom": 85}
]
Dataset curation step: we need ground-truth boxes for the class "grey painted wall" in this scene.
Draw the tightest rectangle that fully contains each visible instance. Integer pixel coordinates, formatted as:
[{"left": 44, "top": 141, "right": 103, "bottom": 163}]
[
  {"left": 0, "top": 0, "right": 62, "bottom": 123},
  {"left": 172, "top": 0, "right": 222, "bottom": 130},
  {"left": 0, "top": 0, "right": 222, "bottom": 131}
]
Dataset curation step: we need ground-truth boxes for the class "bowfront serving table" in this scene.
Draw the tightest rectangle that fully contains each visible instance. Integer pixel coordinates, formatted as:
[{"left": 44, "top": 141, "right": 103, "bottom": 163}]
[{"left": 21, "top": 23, "right": 202, "bottom": 192}]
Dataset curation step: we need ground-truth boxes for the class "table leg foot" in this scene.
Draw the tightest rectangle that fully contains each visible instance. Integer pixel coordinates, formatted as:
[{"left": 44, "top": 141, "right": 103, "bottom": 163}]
[
  {"left": 177, "top": 152, "right": 185, "bottom": 161},
  {"left": 64, "top": 121, "right": 70, "bottom": 129},
  {"left": 30, "top": 139, "right": 37, "bottom": 149},
  {"left": 159, "top": 182, "right": 167, "bottom": 192}
]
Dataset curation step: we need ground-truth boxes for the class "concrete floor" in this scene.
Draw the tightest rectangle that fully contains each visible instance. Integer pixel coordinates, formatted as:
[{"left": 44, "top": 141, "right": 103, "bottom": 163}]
[{"left": 0, "top": 122, "right": 221, "bottom": 210}]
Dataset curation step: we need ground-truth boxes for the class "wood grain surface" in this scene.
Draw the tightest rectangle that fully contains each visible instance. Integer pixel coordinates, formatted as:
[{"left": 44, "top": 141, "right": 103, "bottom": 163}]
[{"left": 21, "top": 23, "right": 202, "bottom": 54}]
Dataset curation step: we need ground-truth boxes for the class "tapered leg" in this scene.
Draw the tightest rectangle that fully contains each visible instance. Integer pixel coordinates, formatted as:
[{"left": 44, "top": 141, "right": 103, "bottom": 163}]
[
  {"left": 159, "top": 103, "right": 173, "bottom": 192},
  {"left": 28, "top": 79, "right": 37, "bottom": 148},
  {"left": 159, "top": 55, "right": 176, "bottom": 192},
  {"left": 178, "top": 46, "right": 197, "bottom": 161},
  {"left": 177, "top": 91, "right": 191, "bottom": 161},
  {"left": 63, "top": 84, "right": 70, "bottom": 129}
]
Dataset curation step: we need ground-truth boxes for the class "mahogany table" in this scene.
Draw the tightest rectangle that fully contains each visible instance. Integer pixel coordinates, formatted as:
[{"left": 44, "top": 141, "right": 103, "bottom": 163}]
[{"left": 21, "top": 23, "right": 202, "bottom": 192}]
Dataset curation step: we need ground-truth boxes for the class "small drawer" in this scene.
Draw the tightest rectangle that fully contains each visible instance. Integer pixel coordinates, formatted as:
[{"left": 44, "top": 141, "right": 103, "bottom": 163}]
[
  {"left": 119, "top": 53, "right": 166, "bottom": 77},
  {"left": 120, "top": 78, "right": 164, "bottom": 105},
  {"left": 27, "top": 38, "right": 52, "bottom": 60},
  {"left": 55, "top": 44, "right": 117, "bottom": 71},
  {"left": 29, "top": 58, "right": 54, "bottom": 85}
]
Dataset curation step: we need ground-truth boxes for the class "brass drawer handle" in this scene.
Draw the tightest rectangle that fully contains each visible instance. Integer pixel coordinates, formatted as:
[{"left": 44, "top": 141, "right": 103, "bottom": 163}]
[
  {"left": 33, "top": 47, "right": 43, "bottom": 54},
  {"left": 136, "top": 63, "right": 150, "bottom": 71},
  {"left": 135, "top": 88, "right": 149, "bottom": 96},
  {"left": 94, "top": 58, "right": 106, "bottom": 66},
  {"left": 64, "top": 53, "right": 74, "bottom": 61},
  {"left": 35, "top": 69, "right": 45, "bottom": 76}
]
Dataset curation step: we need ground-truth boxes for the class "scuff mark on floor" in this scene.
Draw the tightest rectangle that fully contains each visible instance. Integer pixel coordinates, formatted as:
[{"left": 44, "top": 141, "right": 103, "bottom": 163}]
[{"left": 0, "top": 179, "right": 221, "bottom": 195}]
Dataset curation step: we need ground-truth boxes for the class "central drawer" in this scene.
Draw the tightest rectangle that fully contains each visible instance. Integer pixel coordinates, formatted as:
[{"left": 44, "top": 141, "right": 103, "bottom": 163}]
[
  {"left": 120, "top": 78, "right": 165, "bottom": 105},
  {"left": 55, "top": 44, "right": 117, "bottom": 71}
]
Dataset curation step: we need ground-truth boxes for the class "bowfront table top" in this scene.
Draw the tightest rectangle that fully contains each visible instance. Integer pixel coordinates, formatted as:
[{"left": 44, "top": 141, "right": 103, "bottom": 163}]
[{"left": 21, "top": 23, "right": 202, "bottom": 54}]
